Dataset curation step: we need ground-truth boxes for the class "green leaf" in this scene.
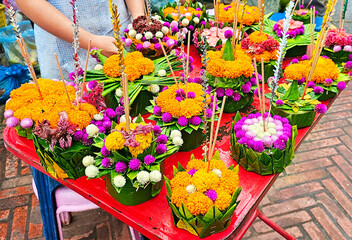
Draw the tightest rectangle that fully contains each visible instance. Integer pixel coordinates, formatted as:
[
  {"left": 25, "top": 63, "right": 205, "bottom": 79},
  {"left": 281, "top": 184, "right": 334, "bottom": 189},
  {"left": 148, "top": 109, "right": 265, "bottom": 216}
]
[
  {"left": 221, "top": 39, "right": 234, "bottom": 61},
  {"left": 234, "top": 111, "right": 242, "bottom": 124},
  {"left": 283, "top": 80, "right": 299, "bottom": 101},
  {"left": 127, "top": 171, "right": 138, "bottom": 181},
  {"left": 165, "top": 176, "right": 172, "bottom": 196}
]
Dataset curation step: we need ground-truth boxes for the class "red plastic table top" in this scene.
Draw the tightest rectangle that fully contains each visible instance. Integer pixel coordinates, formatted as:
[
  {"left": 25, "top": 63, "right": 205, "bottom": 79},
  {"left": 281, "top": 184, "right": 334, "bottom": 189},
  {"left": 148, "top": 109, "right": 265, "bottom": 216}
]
[{"left": 3, "top": 46, "right": 343, "bottom": 239}]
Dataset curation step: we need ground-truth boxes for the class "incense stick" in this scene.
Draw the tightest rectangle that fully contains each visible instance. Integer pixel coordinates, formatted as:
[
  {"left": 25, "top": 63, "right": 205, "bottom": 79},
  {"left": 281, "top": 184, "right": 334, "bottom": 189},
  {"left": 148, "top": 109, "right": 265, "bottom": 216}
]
[
  {"left": 231, "top": 0, "right": 240, "bottom": 48},
  {"left": 254, "top": 59, "right": 263, "bottom": 116},
  {"left": 80, "top": 39, "right": 92, "bottom": 106},
  {"left": 208, "top": 92, "right": 217, "bottom": 161},
  {"left": 54, "top": 53, "right": 72, "bottom": 103},
  {"left": 261, "top": 58, "right": 267, "bottom": 131},
  {"left": 210, "top": 96, "right": 227, "bottom": 157},
  {"left": 158, "top": 39, "right": 179, "bottom": 87},
  {"left": 186, "top": 31, "right": 191, "bottom": 80},
  {"left": 122, "top": 73, "right": 130, "bottom": 133}
]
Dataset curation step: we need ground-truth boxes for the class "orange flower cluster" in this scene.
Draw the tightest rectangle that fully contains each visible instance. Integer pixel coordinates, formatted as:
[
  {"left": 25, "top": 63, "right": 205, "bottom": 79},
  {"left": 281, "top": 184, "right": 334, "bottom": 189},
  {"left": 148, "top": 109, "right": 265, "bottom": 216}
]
[
  {"left": 163, "top": 6, "right": 203, "bottom": 21},
  {"left": 103, "top": 52, "right": 155, "bottom": 81},
  {"left": 245, "top": 49, "right": 278, "bottom": 62},
  {"left": 218, "top": 3, "right": 259, "bottom": 26},
  {"left": 5, "top": 79, "right": 98, "bottom": 129},
  {"left": 248, "top": 31, "right": 268, "bottom": 43},
  {"left": 170, "top": 158, "right": 240, "bottom": 215},
  {"left": 156, "top": 83, "right": 210, "bottom": 118},
  {"left": 284, "top": 57, "right": 339, "bottom": 83},
  {"left": 206, "top": 48, "right": 254, "bottom": 79}
]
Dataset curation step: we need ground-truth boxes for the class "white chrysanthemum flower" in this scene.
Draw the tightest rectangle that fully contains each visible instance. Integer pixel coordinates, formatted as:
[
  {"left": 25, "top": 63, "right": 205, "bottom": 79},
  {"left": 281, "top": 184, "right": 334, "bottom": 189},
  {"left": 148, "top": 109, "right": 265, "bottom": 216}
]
[
  {"left": 113, "top": 175, "right": 126, "bottom": 188},
  {"left": 86, "top": 124, "right": 99, "bottom": 137},
  {"left": 94, "top": 64, "right": 103, "bottom": 71},
  {"left": 82, "top": 155, "right": 95, "bottom": 167},
  {"left": 155, "top": 31, "right": 163, "bottom": 38},
  {"left": 127, "top": 24, "right": 133, "bottom": 30},
  {"left": 153, "top": 15, "right": 161, "bottom": 20},
  {"left": 137, "top": 171, "right": 150, "bottom": 185},
  {"left": 132, "top": 116, "right": 144, "bottom": 123},
  {"left": 158, "top": 69, "right": 166, "bottom": 77},
  {"left": 128, "top": 29, "right": 137, "bottom": 38},
  {"left": 186, "top": 184, "right": 196, "bottom": 194},
  {"left": 145, "top": 31, "right": 153, "bottom": 40},
  {"left": 119, "top": 115, "right": 132, "bottom": 123},
  {"left": 212, "top": 169, "right": 222, "bottom": 178},
  {"left": 149, "top": 170, "right": 162, "bottom": 182},
  {"left": 170, "top": 130, "right": 182, "bottom": 140},
  {"left": 161, "top": 26, "right": 169, "bottom": 35},
  {"left": 85, "top": 165, "right": 99, "bottom": 178},
  {"left": 181, "top": 18, "right": 189, "bottom": 27},
  {"left": 193, "top": 17, "right": 199, "bottom": 24},
  {"left": 150, "top": 84, "right": 160, "bottom": 94},
  {"left": 94, "top": 114, "right": 104, "bottom": 121},
  {"left": 173, "top": 137, "right": 183, "bottom": 146},
  {"left": 115, "top": 88, "right": 123, "bottom": 97},
  {"left": 135, "top": 33, "right": 143, "bottom": 40}
]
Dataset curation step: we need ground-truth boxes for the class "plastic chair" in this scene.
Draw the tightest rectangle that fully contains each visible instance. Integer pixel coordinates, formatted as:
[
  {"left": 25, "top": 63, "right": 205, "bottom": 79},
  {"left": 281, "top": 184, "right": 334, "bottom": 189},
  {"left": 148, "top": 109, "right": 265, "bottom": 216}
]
[{"left": 32, "top": 179, "right": 141, "bottom": 240}]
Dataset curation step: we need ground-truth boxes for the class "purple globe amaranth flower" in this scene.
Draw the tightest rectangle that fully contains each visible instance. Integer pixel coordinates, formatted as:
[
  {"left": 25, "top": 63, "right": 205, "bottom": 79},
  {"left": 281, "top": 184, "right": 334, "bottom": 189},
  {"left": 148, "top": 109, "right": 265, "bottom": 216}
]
[
  {"left": 188, "top": 168, "right": 197, "bottom": 176},
  {"left": 115, "top": 161, "right": 127, "bottom": 173},
  {"left": 156, "top": 134, "right": 168, "bottom": 144},
  {"left": 115, "top": 106, "right": 124, "bottom": 116},
  {"left": 162, "top": 112, "right": 173, "bottom": 123},
  {"left": 345, "top": 61, "right": 352, "bottom": 70},
  {"left": 73, "top": 130, "right": 84, "bottom": 141},
  {"left": 153, "top": 125, "right": 161, "bottom": 135},
  {"left": 20, "top": 118, "right": 33, "bottom": 129},
  {"left": 242, "top": 83, "right": 251, "bottom": 93},
  {"left": 225, "top": 88, "right": 234, "bottom": 97},
  {"left": 82, "top": 137, "right": 94, "bottom": 146},
  {"left": 297, "top": 77, "right": 305, "bottom": 85},
  {"left": 205, "top": 109, "right": 213, "bottom": 119},
  {"left": 252, "top": 141, "right": 265, "bottom": 152},
  {"left": 224, "top": 29, "right": 233, "bottom": 39},
  {"left": 188, "top": 25, "right": 195, "bottom": 31},
  {"left": 321, "top": 55, "right": 330, "bottom": 59},
  {"left": 333, "top": 45, "right": 342, "bottom": 52},
  {"left": 176, "top": 88, "right": 185, "bottom": 98},
  {"left": 187, "top": 91, "right": 195, "bottom": 99},
  {"left": 105, "top": 108, "right": 116, "bottom": 119},
  {"left": 307, "top": 81, "right": 315, "bottom": 88},
  {"left": 88, "top": 80, "right": 98, "bottom": 90},
  {"left": 250, "top": 77, "right": 257, "bottom": 85},
  {"left": 313, "top": 86, "right": 324, "bottom": 94},
  {"left": 101, "top": 145, "right": 111, "bottom": 156},
  {"left": 178, "top": 116, "right": 188, "bottom": 126},
  {"left": 238, "top": 137, "right": 248, "bottom": 145},
  {"left": 349, "top": 54, "right": 352, "bottom": 61},
  {"left": 204, "top": 189, "right": 217, "bottom": 201},
  {"left": 190, "top": 116, "right": 201, "bottom": 126},
  {"left": 301, "top": 55, "right": 309, "bottom": 60},
  {"left": 201, "top": 21, "right": 206, "bottom": 25},
  {"left": 175, "top": 96, "right": 182, "bottom": 102},
  {"left": 4, "top": 109, "right": 14, "bottom": 119},
  {"left": 101, "top": 158, "right": 113, "bottom": 168},
  {"left": 291, "top": 58, "right": 299, "bottom": 64},
  {"left": 275, "top": 99, "right": 284, "bottom": 106},
  {"left": 129, "top": 159, "right": 141, "bottom": 170},
  {"left": 216, "top": 88, "right": 225, "bottom": 98},
  {"left": 153, "top": 106, "right": 162, "bottom": 116},
  {"left": 103, "top": 121, "right": 112, "bottom": 130},
  {"left": 324, "top": 78, "right": 333, "bottom": 86},
  {"left": 193, "top": 77, "right": 202, "bottom": 84},
  {"left": 154, "top": 43, "right": 161, "bottom": 50},
  {"left": 98, "top": 126, "right": 106, "bottom": 133},
  {"left": 171, "top": 26, "right": 179, "bottom": 33},
  {"left": 233, "top": 92, "right": 241, "bottom": 101},
  {"left": 337, "top": 81, "right": 346, "bottom": 91},
  {"left": 273, "top": 139, "right": 286, "bottom": 150},
  {"left": 236, "top": 130, "right": 245, "bottom": 139},
  {"left": 136, "top": 44, "right": 143, "bottom": 51},
  {"left": 142, "top": 36, "right": 147, "bottom": 41},
  {"left": 254, "top": 88, "right": 263, "bottom": 97},
  {"left": 144, "top": 155, "right": 156, "bottom": 165},
  {"left": 314, "top": 104, "right": 327, "bottom": 114},
  {"left": 279, "top": 134, "right": 289, "bottom": 142},
  {"left": 6, "top": 117, "right": 19, "bottom": 128},
  {"left": 156, "top": 144, "right": 167, "bottom": 154},
  {"left": 163, "top": 22, "right": 170, "bottom": 27}
]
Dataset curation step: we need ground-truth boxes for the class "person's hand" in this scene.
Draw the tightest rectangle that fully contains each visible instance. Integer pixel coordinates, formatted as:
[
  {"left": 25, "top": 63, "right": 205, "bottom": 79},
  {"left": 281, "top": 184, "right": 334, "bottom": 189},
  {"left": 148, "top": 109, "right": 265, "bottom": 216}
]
[{"left": 90, "top": 35, "right": 118, "bottom": 57}]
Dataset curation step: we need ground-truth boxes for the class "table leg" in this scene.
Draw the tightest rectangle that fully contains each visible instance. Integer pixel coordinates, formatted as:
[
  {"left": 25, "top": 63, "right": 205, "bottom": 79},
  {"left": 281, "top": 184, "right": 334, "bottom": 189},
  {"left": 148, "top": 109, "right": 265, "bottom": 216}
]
[{"left": 30, "top": 167, "right": 61, "bottom": 240}]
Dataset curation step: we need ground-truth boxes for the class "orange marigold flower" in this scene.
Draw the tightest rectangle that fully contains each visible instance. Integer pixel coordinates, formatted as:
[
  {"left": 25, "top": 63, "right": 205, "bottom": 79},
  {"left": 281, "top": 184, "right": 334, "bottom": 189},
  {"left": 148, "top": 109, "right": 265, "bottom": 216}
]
[
  {"left": 192, "top": 169, "right": 220, "bottom": 193},
  {"left": 208, "top": 159, "right": 228, "bottom": 172},
  {"left": 249, "top": 31, "right": 268, "bottom": 43},
  {"left": 171, "top": 187, "right": 189, "bottom": 208},
  {"left": 186, "top": 159, "right": 206, "bottom": 171},
  {"left": 170, "top": 172, "right": 192, "bottom": 189},
  {"left": 218, "top": 4, "right": 259, "bottom": 26},
  {"left": 103, "top": 55, "right": 122, "bottom": 78},
  {"left": 105, "top": 131, "right": 125, "bottom": 151},
  {"left": 218, "top": 169, "right": 240, "bottom": 195},
  {"left": 185, "top": 192, "right": 213, "bottom": 215},
  {"left": 79, "top": 103, "right": 99, "bottom": 118},
  {"left": 67, "top": 110, "right": 91, "bottom": 130},
  {"left": 214, "top": 189, "right": 232, "bottom": 210}
]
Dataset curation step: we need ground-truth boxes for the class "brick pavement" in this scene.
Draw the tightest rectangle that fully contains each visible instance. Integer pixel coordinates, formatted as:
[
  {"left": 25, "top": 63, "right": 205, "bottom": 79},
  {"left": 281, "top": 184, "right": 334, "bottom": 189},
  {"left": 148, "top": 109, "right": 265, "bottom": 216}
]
[{"left": 1, "top": 85, "right": 352, "bottom": 239}]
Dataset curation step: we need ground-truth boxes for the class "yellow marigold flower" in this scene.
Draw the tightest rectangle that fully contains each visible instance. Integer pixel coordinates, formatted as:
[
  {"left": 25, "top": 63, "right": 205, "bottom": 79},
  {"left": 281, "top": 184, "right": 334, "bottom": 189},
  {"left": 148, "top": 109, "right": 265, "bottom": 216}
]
[
  {"left": 185, "top": 192, "right": 213, "bottom": 215},
  {"left": 214, "top": 189, "right": 232, "bottom": 210},
  {"left": 171, "top": 187, "right": 189, "bottom": 208},
  {"left": 103, "top": 55, "right": 122, "bottom": 78},
  {"left": 218, "top": 3, "right": 259, "bottom": 25},
  {"left": 125, "top": 51, "right": 144, "bottom": 65},
  {"left": 67, "top": 110, "right": 92, "bottom": 129},
  {"left": 163, "top": 6, "right": 201, "bottom": 21},
  {"left": 170, "top": 172, "right": 192, "bottom": 189},
  {"left": 249, "top": 31, "right": 268, "bottom": 43},
  {"left": 124, "top": 64, "right": 142, "bottom": 82},
  {"left": 79, "top": 103, "right": 99, "bottom": 118},
  {"left": 135, "top": 58, "right": 155, "bottom": 75},
  {"left": 218, "top": 169, "right": 240, "bottom": 195},
  {"left": 186, "top": 159, "right": 206, "bottom": 171},
  {"left": 129, "top": 131, "right": 153, "bottom": 157},
  {"left": 192, "top": 169, "right": 220, "bottom": 193},
  {"left": 208, "top": 159, "right": 228, "bottom": 172},
  {"left": 105, "top": 131, "right": 125, "bottom": 151}
]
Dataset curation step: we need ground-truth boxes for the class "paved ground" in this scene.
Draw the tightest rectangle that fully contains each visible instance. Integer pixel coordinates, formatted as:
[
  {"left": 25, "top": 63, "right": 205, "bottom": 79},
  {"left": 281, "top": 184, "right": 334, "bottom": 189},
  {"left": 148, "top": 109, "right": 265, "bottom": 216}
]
[{"left": 0, "top": 83, "right": 352, "bottom": 240}]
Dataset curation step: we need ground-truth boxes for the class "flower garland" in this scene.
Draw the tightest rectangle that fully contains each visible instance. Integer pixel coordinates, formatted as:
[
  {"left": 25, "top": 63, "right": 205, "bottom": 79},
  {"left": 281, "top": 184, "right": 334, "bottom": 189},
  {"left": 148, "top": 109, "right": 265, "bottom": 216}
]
[
  {"left": 103, "top": 52, "right": 155, "bottom": 81},
  {"left": 273, "top": 19, "right": 304, "bottom": 39},
  {"left": 218, "top": 3, "right": 259, "bottom": 26},
  {"left": 241, "top": 31, "right": 279, "bottom": 61}
]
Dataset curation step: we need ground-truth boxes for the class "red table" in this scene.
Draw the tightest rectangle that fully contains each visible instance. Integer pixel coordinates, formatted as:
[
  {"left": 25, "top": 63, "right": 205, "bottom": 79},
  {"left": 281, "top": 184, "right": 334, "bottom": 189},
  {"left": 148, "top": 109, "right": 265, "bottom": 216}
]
[{"left": 3, "top": 46, "right": 344, "bottom": 239}]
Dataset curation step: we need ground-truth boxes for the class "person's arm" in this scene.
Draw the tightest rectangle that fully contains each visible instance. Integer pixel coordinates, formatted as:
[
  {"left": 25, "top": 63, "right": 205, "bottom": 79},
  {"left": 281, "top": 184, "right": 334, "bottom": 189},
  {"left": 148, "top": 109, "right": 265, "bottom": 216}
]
[
  {"left": 125, "top": 0, "right": 145, "bottom": 19},
  {"left": 16, "top": 0, "right": 119, "bottom": 56}
]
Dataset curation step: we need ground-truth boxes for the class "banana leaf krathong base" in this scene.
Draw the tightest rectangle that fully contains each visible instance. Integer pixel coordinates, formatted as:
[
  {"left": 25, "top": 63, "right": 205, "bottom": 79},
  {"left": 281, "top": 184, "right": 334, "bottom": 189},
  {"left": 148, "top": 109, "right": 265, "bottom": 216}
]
[
  {"left": 271, "top": 105, "right": 316, "bottom": 129},
  {"left": 231, "top": 122, "right": 298, "bottom": 175},
  {"left": 318, "top": 89, "right": 337, "bottom": 101},
  {"left": 179, "top": 128, "right": 205, "bottom": 152},
  {"left": 165, "top": 158, "right": 242, "bottom": 238},
  {"left": 322, "top": 48, "right": 351, "bottom": 64},
  {"left": 32, "top": 134, "right": 93, "bottom": 179},
  {"left": 223, "top": 94, "right": 254, "bottom": 113}
]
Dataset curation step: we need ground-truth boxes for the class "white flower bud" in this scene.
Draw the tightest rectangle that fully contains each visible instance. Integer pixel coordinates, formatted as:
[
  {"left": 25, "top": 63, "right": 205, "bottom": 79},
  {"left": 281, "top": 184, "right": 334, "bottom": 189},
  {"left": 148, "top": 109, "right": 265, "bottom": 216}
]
[
  {"left": 145, "top": 31, "right": 153, "bottom": 40},
  {"left": 149, "top": 170, "right": 162, "bottom": 182},
  {"left": 158, "top": 69, "right": 166, "bottom": 77},
  {"left": 85, "top": 165, "right": 99, "bottom": 178},
  {"left": 82, "top": 155, "right": 95, "bottom": 167},
  {"left": 94, "top": 114, "right": 104, "bottom": 121},
  {"left": 137, "top": 171, "right": 150, "bottom": 185},
  {"left": 186, "top": 184, "right": 196, "bottom": 194},
  {"left": 128, "top": 29, "right": 137, "bottom": 38},
  {"left": 181, "top": 18, "right": 190, "bottom": 27},
  {"left": 170, "top": 130, "right": 182, "bottom": 139},
  {"left": 113, "top": 175, "right": 126, "bottom": 188},
  {"left": 115, "top": 88, "right": 123, "bottom": 97},
  {"left": 94, "top": 64, "right": 103, "bottom": 71},
  {"left": 119, "top": 115, "right": 132, "bottom": 123},
  {"left": 135, "top": 33, "right": 143, "bottom": 40},
  {"left": 161, "top": 26, "right": 169, "bottom": 35},
  {"left": 193, "top": 17, "right": 200, "bottom": 24},
  {"left": 173, "top": 137, "right": 183, "bottom": 146},
  {"left": 86, "top": 124, "right": 99, "bottom": 137},
  {"left": 150, "top": 84, "right": 160, "bottom": 94},
  {"left": 155, "top": 31, "right": 164, "bottom": 38}
]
